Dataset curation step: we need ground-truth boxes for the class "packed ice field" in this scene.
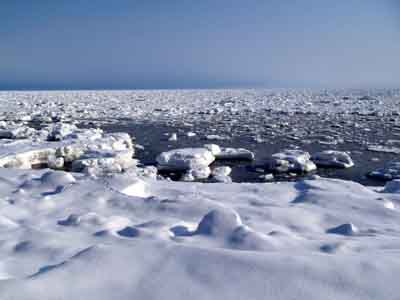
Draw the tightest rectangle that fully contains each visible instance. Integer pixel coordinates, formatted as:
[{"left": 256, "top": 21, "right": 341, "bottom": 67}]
[{"left": 1, "top": 89, "right": 400, "bottom": 299}]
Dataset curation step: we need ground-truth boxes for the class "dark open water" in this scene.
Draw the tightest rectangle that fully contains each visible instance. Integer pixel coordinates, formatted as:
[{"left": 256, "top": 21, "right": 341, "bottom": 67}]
[{"left": 97, "top": 120, "right": 399, "bottom": 186}]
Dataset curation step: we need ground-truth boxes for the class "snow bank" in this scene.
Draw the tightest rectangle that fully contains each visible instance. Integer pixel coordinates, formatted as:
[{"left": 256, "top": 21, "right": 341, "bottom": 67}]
[{"left": 0, "top": 171, "right": 399, "bottom": 299}]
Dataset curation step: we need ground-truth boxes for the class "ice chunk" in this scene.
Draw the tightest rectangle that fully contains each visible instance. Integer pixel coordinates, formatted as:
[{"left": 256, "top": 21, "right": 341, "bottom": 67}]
[
  {"left": 47, "top": 155, "right": 64, "bottom": 170},
  {"left": 311, "top": 150, "right": 354, "bottom": 168},
  {"left": 270, "top": 150, "right": 316, "bottom": 173},
  {"left": 0, "top": 126, "right": 37, "bottom": 139},
  {"left": 47, "top": 123, "right": 78, "bottom": 141},
  {"left": 181, "top": 166, "right": 211, "bottom": 181},
  {"left": 186, "top": 132, "right": 196, "bottom": 137},
  {"left": 71, "top": 150, "right": 135, "bottom": 175},
  {"left": 0, "top": 148, "right": 56, "bottom": 169},
  {"left": 168, "top": 133, "right": 178, "bottom": 142},
  {"left": 203, "top": 144, "right": 222, "bottom": 156},
  {"left": 156, "top": 148, "right": 215, "bottom": 171},
  {"left": 367, "top": 145, "right": 400, "bottom": 154},
  {"left": 211, "top": 166, "right": 232, "bottom": 177}
]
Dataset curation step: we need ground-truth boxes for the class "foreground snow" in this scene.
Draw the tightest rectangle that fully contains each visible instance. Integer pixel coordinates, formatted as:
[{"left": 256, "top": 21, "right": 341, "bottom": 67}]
[{"left": 0, "top": 168, "right": 400, "bottom": 299}]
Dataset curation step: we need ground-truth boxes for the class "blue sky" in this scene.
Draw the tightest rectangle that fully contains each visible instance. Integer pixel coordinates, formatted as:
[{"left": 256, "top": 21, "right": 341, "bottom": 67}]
[{"left": 0, "top": 0, "right": 399, "bottom": 90}]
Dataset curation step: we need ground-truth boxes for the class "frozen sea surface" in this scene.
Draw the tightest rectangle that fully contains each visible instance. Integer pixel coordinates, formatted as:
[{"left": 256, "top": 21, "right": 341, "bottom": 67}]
[{"left": 2, "top": 88, "right": 400, "bottom": 184}]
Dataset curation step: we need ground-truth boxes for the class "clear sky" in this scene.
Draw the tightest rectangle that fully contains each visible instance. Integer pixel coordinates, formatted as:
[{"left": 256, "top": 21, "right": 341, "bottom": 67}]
[{"left": 1, "top": 0, "right": 399, "bottom": 90}]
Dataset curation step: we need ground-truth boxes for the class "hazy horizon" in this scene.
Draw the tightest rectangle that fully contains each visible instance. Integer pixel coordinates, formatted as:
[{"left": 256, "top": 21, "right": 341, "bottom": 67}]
[{"left": 1, "top": 0, "right": 399, "bottom": 90}]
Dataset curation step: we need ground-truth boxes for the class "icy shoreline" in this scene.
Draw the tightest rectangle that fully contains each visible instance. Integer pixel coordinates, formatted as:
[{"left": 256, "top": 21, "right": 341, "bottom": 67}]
[{"left": 1, "top": 89, "right": 400, "bottom": 299}]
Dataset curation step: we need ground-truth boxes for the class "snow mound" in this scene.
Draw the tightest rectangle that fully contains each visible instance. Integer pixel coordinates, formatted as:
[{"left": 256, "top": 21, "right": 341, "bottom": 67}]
[
  {"left": 101, "top": 216, "right": 133, "bottom": 233},
  {"left": 40, "top": 171, "right": 76, "bottom": 188},
  {"left": 228, "top": 226, "right": 274, "bottom": 251},
  {"left": 196, "top": 208, "right": 242, "bottom": 237},
  {"left": 171, "top": 208, "right": 274, "bottom": 251},
  {"left": 105, "top": 174, "right": 148, "bottom": 198}
]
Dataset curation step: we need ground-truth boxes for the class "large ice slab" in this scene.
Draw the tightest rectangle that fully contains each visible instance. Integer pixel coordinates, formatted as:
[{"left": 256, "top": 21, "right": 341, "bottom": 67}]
[
  {"left": 0, "top": 124, "right": 135, "bottom": 175},
  {"left": 156, "top": 148, "right": 215, "bottom": 171}
]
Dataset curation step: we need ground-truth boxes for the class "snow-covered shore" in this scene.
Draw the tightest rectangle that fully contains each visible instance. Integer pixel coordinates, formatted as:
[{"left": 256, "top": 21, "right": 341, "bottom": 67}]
[
  {"left": 1, "top": 89, "right": 400, "bottom": 299},
  {"left": 0, "top": 168, "right": 400, "bottom": 299}
]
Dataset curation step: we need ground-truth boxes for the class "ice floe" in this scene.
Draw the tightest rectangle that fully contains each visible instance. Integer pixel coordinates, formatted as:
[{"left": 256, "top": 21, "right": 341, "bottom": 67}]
[
  {"left": 269, "top": 149, "right": 317, "bottom": 173},
  {"left": 311, "top": 150, "right": 354, "bottom": 168},
  {"left": 156, "top": 148, "right": 215, "bottom": 171}
]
